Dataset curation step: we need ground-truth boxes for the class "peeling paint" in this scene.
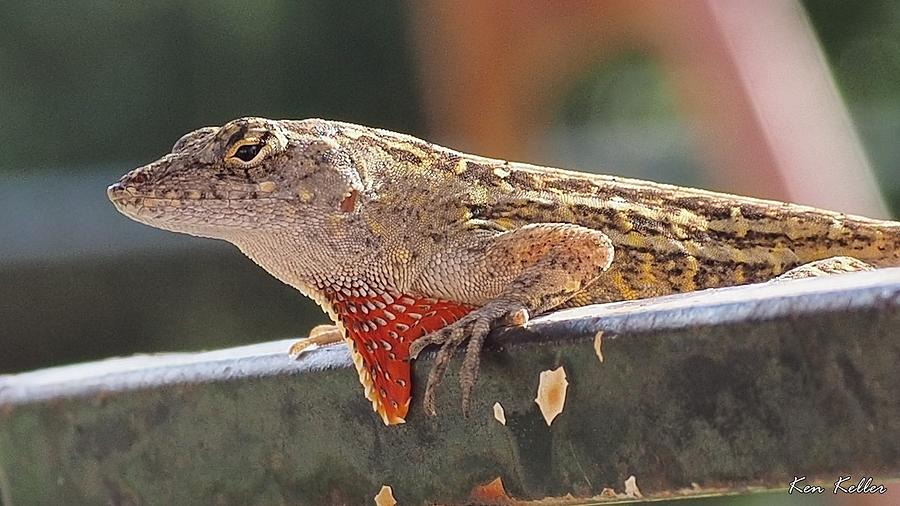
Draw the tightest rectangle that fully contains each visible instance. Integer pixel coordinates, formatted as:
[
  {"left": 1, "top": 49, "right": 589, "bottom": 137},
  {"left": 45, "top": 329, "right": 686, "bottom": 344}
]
[
  {"left": 593, "top": 331, "right": 604, "bottom": 363},
  {"left": 492, "top": 402, "right": 506, "bottom": 425},
  {"left": 374, "top": 485, "right": 396, "bottom": 506},
  {"left": 535, "top": 366, "right": 569, "bottom": 425},
  {"left": 624, "top": 475, "right": 642, "bottom": 498}
]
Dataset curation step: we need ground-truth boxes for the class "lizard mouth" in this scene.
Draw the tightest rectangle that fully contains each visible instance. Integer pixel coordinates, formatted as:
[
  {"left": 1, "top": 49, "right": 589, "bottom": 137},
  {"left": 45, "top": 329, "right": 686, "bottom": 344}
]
[
  {"left": 106, "top": 182, "right": 222, "bottom": 218},
  {"left": 107, "top": 181, "right": 289, "bottom": 235},
  {"left": 107, "top": 183, "right": 181, "bottom": 214},
  {"left": 107, "top": 182, "right": 242, "bottom": 236},
  {"left": 108, "top": 182, "right": 208, "bottom": 204},
  {"left": 107, "top": 181, "right": 278, "bottom": 205}
]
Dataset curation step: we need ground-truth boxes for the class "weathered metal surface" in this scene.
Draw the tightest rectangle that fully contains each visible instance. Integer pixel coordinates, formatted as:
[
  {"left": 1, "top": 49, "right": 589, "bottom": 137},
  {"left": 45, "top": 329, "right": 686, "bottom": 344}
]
[{"left": 2, "top": 269, "right": 899, "bottom": 505}]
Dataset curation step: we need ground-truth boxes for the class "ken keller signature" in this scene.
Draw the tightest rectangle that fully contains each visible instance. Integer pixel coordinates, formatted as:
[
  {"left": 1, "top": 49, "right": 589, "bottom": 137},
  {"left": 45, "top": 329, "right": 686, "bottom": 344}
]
[{"left": 789, "top": 476, "right": 887, "bottom": 495}]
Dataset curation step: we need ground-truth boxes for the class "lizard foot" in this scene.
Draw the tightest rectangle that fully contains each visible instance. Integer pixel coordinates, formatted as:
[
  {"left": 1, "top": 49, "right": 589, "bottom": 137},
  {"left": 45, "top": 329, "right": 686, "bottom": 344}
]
[
  {"left": 774, "top": 256, "right": 875, "bottom": 281},
  {"left": 288, "top": 324, "right": 344, "bottom": 359},
  {"left": 409, "top": 298, "right": 529, "bottom": 417}
]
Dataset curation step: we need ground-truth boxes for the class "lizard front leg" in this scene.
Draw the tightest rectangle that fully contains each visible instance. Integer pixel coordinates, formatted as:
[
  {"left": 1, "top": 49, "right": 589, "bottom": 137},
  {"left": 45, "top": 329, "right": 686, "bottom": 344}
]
[
  {"left": 408, "top": 223, "right": 615, "bottom": 416},
  {"left": 288, "top": 324, "right": 344, "bottom": 358}
]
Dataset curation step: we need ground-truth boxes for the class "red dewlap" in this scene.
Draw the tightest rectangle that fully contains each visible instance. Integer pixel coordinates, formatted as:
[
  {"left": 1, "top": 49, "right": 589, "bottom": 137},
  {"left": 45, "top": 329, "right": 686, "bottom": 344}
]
[{"left": 325, "top": 288, "right": 474, "bottom": 424}]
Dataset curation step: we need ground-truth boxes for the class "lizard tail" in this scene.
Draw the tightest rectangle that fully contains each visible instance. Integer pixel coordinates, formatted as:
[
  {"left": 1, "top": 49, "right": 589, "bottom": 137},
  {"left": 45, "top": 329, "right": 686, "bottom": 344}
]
[{"left": 797, "top": 217, "right": 900, "bottom": 268}]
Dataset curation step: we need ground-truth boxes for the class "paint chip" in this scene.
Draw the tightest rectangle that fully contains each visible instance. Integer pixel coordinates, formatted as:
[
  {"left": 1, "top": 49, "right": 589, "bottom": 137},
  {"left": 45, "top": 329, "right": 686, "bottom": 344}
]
[
  {"left": 374, "top": 485, "right": 396, "bottom": 506},
  {"left": 469, "top": 477, "right": 511, "bottom": 504},
  {"left": 624, "top": 475, "right": 643, "bottom": 498},
  {"left": 535, "top": 366, "right": 568, "bottom": 425},
  {"left": 600, "top": 487, "right": 617, "bottom": 498},
  {"left": 493, "top": 402, "right": 507, "bottom": 425},
  {"left": 594, "top": 331, "right": 604, "bottom": 363},
  {"left": 508, "top": 308, "right": 529, "bottom": 326}
]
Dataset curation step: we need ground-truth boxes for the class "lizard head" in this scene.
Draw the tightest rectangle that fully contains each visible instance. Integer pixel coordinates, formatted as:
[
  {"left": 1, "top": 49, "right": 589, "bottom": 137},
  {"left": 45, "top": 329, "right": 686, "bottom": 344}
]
[{"left": 108, "top": 117, "right": 366, "bottom": 241}]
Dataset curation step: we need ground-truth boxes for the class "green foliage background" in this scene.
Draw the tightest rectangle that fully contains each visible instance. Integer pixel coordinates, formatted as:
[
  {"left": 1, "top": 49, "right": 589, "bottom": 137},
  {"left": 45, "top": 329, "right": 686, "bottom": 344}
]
[{"left": 0, "top": 0, "right": 421, "bottom": 172}]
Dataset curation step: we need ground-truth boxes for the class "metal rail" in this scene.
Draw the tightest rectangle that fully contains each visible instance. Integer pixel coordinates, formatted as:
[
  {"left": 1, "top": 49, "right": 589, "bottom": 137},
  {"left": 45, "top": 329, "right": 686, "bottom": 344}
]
[{"left": 2, "top": 269, "right": 899, "bottom": 504}]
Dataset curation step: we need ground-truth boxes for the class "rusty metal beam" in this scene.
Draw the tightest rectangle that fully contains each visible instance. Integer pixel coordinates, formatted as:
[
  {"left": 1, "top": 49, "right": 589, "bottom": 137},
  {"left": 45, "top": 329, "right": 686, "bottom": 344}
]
[{"left": 2, "top": 269, "right": 899, "bottom": 504}]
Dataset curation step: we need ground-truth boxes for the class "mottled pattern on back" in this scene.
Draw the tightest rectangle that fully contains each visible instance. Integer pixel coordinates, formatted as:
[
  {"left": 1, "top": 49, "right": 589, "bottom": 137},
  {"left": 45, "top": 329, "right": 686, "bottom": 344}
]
[{"left": 324, "top": 120, "right": 900, "bottom": 303}]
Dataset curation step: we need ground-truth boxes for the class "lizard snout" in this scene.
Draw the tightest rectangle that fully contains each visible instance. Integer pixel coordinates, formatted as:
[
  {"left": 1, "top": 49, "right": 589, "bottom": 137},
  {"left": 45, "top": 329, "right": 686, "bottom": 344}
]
[{"left": 107, "top": 181, "right": 127, "bottom": 202}]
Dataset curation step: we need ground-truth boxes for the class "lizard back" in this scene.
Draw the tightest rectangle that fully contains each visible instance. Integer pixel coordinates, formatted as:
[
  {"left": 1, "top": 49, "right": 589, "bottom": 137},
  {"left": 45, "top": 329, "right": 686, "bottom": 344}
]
[
  {"left": 468, "top": 160, "right": 900, "bottom": 301},
  {"left": 325, "top": 120, "right": 900, "bottom": 302}
]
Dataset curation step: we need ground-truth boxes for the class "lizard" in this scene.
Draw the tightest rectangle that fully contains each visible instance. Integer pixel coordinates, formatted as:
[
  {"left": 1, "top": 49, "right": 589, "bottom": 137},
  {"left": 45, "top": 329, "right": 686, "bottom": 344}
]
[{"left": 108, "top": 116, "right": 900, "bottom": 425}]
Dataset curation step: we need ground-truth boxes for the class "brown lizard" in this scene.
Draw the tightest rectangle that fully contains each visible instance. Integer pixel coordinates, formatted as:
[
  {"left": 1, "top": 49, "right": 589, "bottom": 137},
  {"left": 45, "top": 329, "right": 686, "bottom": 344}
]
[{"left": 108, "top": 117, "right": 900, "bottom": 425}]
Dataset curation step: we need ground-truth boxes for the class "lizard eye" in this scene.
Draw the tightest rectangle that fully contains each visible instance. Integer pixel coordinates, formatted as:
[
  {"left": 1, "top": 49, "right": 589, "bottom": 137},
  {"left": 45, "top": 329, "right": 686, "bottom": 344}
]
[
  {"left": 225, "top": 137, "right": 271, "bottom": 168},
  {"left": 234, "top": 143, "right": 262, "bottom": 162}
]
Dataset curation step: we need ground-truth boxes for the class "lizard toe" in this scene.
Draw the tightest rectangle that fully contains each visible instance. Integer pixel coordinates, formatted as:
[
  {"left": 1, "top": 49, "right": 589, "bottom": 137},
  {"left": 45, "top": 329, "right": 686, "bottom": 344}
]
[
  {"left": 459, "top": 328, "right": 489, "bottom": 417},
  {"left": 416, "top": 297, "right": 529, "bottom": 417},
  {"left": 422, "top": 327, "right": 465, "bottom": 416},
  {"left": 408, "top": 326, "right": 450, "bottom": 359},
  {"left": 422, "top": 325, "right": 468, "bottom": 416}
]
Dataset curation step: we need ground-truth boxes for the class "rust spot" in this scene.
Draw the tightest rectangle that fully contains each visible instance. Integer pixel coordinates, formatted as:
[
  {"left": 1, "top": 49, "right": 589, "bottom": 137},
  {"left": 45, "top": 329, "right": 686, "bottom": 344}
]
[{"left": 469, "top": 477, "right": 512, "bottom": 504}]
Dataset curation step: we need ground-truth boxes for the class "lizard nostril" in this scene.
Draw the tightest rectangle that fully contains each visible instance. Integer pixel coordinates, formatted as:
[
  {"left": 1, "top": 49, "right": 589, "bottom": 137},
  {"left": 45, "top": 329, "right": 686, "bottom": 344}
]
[{"left": 107, "top": 182, "right": 124, "bottom": 200}]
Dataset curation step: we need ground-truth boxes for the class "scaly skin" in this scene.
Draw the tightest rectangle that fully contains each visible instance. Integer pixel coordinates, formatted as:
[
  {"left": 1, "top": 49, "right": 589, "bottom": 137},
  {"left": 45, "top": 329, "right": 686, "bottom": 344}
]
[{"left": 108, "top": 117, "right": 900, "bottom": 424}]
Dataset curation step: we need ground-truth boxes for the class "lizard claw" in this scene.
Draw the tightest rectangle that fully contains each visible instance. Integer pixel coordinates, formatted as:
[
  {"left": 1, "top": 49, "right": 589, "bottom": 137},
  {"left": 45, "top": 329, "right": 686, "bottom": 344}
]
[
  {"left": 408, "top": 326, "right": 451, "bottom": 360},
  {"left": 288, "top": 324, "right": 344, "bottom": 359},
  {"left": 412, "top": 298, "right": 529, "bottom": 417}
]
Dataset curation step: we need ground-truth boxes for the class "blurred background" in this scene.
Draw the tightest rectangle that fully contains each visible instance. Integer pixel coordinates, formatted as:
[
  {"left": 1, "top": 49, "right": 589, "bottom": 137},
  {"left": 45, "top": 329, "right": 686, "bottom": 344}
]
[{"left": 1, "top": 0, "right": 899, "bottom": 376}]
